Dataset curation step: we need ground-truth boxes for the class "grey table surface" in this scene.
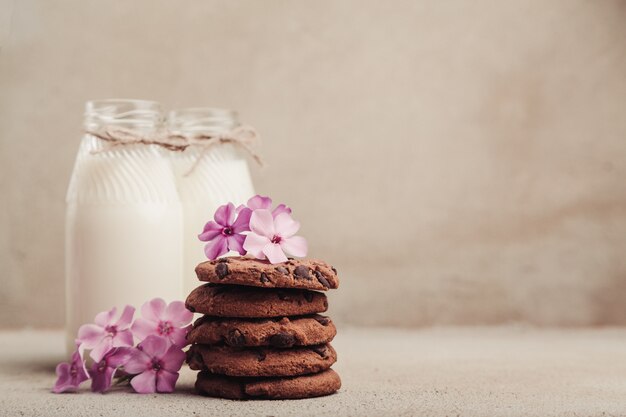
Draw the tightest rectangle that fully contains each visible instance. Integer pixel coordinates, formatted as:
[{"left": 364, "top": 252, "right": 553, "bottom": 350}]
[{"left": 1, "top": 326, "right": 626, "bottom": 417}]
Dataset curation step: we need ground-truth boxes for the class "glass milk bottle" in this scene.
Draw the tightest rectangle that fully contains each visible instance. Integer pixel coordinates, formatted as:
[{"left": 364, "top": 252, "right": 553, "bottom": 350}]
[
  {"left": 167, "top": 108, "right": 255, "bottom": 295},
  {"left": 65, "top": 99, "right": 183, "bottom": 353}
]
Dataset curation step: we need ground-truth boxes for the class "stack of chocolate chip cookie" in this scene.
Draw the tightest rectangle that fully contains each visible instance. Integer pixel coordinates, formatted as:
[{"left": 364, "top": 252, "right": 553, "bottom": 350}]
[{"left": 185, "top": 257, "right": 341, "bottom": 400}]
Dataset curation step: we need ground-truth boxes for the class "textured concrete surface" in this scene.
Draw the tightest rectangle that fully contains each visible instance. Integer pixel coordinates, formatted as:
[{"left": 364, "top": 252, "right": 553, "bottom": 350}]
[
  {"left": 1, "top": 326, "right": 625, "bottom": 416},
  {"left": 2, "top": 0, "right": 626, "bottom": 328}
]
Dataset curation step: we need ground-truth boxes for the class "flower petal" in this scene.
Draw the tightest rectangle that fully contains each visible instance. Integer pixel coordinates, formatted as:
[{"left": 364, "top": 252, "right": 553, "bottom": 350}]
[
  {"left": 164, "top": 301, "right": 193, "bottom": 327},
  {"left": 213, "top": 203, "right": 236, "bottom": 226},
  {"left": 89, "top": 337, "right": 113, "bottom": 363},
  {"left": 53, "top": 353, "right": 89, "bottom": 393},
  {"left": 77, "top": 324, "right": 105, "bottom": 349},
  {"left": 141, "top": 298, "right": 166, "bottom": 323},
  {"left": 271, "top": 204, "right": 292, "bottom": 218},
  {"left": 131, "top": 370, "right": 157, "bottom": 394},
  {"left": 204, "top": 236, "right": 229, "bottom": 260},
  {"left": 231, "top": 207, "right": 252, "bottom": 233},
  {"left": 280, "top": 236, "right": 308, "bottom": 258},
  {"left": 115, "top": 305, "right": 135, "bottom": 329},
  {"left": 243, "top": 233, "right": 270, "bottom": 259},
  {"left": 227, "top": 234, "right": 247, "bottom": 255},
  {"left": 249, "top": 209, "right": 275, "bottom": 237},
  {"left": 71, "top": 350, "right": 89, "bottom": 378},
  {"left": 161, "top": 346, "right": 186, "bottom": 373},
  {"left": 94, "top": 307, "right": 116, "bottom": 327},
  {"left": 89, "top": 362, "right": 115, "bottom": 393},
  {"left": 262, "top": 242, "right": 288, "bottom": 264},
  {"left": 156, "top": 370, "right": 179, "bottom": 393},
  {"left": 273, "top": 212, "right": 300, "bottom": 238},
  {"left": 108, "top": 347, "right": 133, "bottom": 368},
  {"left": 168, "top": 326, "right": 190, "bottom": 347},
  {"left": 131, "top": 318, "right": 156, "bottom": 342},
  {"left": 52, "top": 363, "right": 72, "bottom": 393},
  {"left": 124, "top": 349, "right": 150, "bottom": 374},
  {"left": 113, "top": 329, "right": 134, "bottom": 347},
  {"left": 247, "top": 195, "right": 272, "bottom": 210},
  {"left": 139, "top": 335, "right": 168, "bottom": 358},
  {"left": 198, "top": 221, "right": 222, "bottom": 241}
]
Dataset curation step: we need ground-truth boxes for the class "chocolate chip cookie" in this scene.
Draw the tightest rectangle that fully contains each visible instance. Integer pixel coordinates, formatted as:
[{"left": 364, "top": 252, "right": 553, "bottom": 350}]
[
  {"left": 185, "top": 284, "right": 328, "bottom": 318},
  {"left": 187, "top": 343, "right": 337, "bottom": 377},
  {"left": 196, "top": 257, "right": 339, "bottom": 291},
  {"left": 187, "top": 314, "right": 337, "bottom": 348},
  {"left": 195, "top": 369, "right": 341, "bottom": 400}
]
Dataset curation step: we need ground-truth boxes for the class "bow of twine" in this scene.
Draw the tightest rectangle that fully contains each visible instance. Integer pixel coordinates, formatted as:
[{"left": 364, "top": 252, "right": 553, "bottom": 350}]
[{"left": 85, "top": 125, "right": 264, "bottom": 176}]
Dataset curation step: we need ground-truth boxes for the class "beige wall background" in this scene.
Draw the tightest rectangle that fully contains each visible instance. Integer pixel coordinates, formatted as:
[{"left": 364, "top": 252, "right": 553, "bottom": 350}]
[{"left": 1, "top": 0, "right": 625, "bottom": 328}]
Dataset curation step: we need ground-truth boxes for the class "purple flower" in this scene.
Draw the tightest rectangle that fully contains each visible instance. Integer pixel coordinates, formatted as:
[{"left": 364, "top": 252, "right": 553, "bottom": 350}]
[
  {"left": 53, "top": 350, "right": 89, "bottom": 393},
  {"left": 89, "top": 347, "right": 132, "bottom": 393},
  {"left": 125, "top": 336, "right": 186, "bottom": 394},
  {"left": 198, "top": 203, "right": 252, "bottom": 260},
  {"left": 246, "top": 195, "right": 291, "bottom": 218},
  {"left": 131, "top": 298, "right": 193, "bottom": 347},
  {"left": 243, "top": 209, "right": 308, "bottom": 264},
  {"left": 77, "top": 305, "right": 135, "bottom": 362}
]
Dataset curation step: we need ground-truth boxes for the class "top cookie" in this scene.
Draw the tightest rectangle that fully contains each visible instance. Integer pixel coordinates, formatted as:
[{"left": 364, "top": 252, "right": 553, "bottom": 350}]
[{"left": 195, "top": 257, "right": 339, "bottom": 291}]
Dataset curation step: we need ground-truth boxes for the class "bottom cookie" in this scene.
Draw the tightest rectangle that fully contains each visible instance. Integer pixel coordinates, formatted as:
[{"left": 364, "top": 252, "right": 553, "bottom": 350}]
[{"left": 195, "top": 369, "right": 341, "bottom": 400}]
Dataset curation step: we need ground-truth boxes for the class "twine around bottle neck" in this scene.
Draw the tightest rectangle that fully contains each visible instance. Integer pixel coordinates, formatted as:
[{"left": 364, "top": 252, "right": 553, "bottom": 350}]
[{"left": 85, "top": 125, "right": 264, "bottom": 176}]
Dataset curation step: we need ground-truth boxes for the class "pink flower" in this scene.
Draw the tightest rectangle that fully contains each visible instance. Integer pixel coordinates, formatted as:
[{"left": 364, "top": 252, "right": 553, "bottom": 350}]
[
  {"left": 243, "top": 210, "right": 308, "bottom": 264},
  {"left": 199, "top": 203, "right": 252, "bottom": 260},
  {"left": 53, "top": 350, "right": 89, "bottom": 393},
  {"left": 124, "top": 336, "right": 185, "bottom": 394},
  {"left": 131, "top": 298, "right": 193, "bottom": 347},
  {"left": 89, "top": 347, "right": 132, "bottom": 393},
  {"left": 77, "top": 305, "right": 135, "bottom": 362},
  {"left": 246, "top": 195, "right": 291, "bottom": 218}
]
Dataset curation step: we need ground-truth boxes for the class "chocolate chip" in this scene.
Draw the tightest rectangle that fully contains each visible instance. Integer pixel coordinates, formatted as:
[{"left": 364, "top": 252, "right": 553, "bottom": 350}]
[
  {"left": 217, "top": 258, "right": 229, "bottom": 263},
  {"left": 215, "top": 262, "right": 229, "bottom": 279},
  {"left": 294, "top": 265, "right": 311, "bottom": 279},
  {"left": 193, "top": 315, "right": 210, "bottom": 327},
  {"left": 312, "top": 345, "right": 328, "bottom": 358},
  {"left": 256, "top": 350, "right": 267, "bottom": 361},
  {"left": 226, "top": 329, "right": 246, "bottom": 347},
  {"left": 260, "top": 272, "right": 269, "bottom": 283},
  {"left": 269, "top": 332, "right": 296, "bottom": 348},
  {"left": 303, "top": 292, "right": 314, "bottom": 302},
  {"left": 313, "top": 315, "right": 331, "bottom": 326},
  {"left": 276, "top": 266, "right": 289, "bottom": 275},
  {"left": 186, "top": 348, "right": 204, "bottom": 369},
  {"left": 331, "top": 266, "right": 337, "bottom": 275},
  {"left": 313, "top": 270, "right": 331, "bottom": 288}
]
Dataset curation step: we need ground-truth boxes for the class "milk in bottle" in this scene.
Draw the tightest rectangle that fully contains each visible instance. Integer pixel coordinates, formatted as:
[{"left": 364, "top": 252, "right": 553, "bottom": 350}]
[
  {"left": 65, "top": 99, "right": 183, "bottom": 353},
  {"left": 166, "top": 108, "right": 255, "bottom": 295}
]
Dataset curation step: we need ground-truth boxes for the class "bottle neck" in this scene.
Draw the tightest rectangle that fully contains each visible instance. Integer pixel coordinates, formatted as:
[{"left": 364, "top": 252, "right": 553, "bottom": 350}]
[
  {"left": 167, "top": 108, "right": 239, "bottom": 135},
  {"left": 84, "top": 99, "right": 163, "bottom": 133}
]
